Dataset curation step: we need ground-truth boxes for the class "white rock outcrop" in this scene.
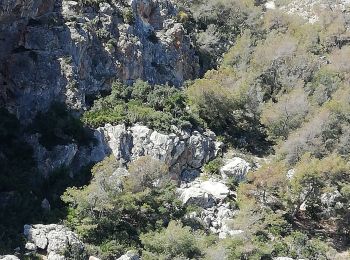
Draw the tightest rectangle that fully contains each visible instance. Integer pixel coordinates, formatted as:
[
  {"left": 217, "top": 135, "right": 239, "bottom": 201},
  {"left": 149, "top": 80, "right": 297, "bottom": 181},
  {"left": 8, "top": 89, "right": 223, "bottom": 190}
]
[
  {"left": 24, "top": 224, "right": 84, "bottom": 259},
  {"left": 94, "top": 124, "right": 222, "bottom": 175},
  {"left": 220, "top": 157, "right": 251, "bottom": 182},
  {"left": 265, "top": 1, "right": 276, "bottom": 10},
  {"left": 178, "top": 179, "right": 231, "bottom": 208}
]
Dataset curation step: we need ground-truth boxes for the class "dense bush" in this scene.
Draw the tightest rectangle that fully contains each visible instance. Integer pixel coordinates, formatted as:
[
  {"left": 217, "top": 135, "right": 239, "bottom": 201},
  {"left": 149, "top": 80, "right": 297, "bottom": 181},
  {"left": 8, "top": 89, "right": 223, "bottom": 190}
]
[
  {"left": 83, "top": 80, "right": 203, "bottom": 132},
  {"left": 203, "top": 157, "right": 223, "bottom": 175}
]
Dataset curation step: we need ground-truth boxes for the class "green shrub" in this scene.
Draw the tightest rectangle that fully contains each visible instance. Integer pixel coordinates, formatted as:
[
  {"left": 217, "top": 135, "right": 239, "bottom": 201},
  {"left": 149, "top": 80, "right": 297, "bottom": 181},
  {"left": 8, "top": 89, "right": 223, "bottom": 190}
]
[
  {"left": 203, "top": 158, "right": 223, "bottom": 175},
  {"left": 83, "top": 80, "right": 202, "bottom": 133}
]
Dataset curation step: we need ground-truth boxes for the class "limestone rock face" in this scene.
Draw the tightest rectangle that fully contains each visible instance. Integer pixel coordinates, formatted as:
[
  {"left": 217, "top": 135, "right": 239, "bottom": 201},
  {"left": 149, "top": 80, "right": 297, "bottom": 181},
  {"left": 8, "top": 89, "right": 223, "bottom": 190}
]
[
  {"left": 23, "top": 224, "right": 84, "bottom": 259},
  {"left": 24, "top": 123, "right": 221, "bottom": 178},
  {"left": 0, "top": 0, "right": 199, "bottom": 121},
  {"left": 220, "top": 157, "right": 251, "bottom": 182},
  {"left": 94, "top": 124, "right": 222, "bottom": 175}
]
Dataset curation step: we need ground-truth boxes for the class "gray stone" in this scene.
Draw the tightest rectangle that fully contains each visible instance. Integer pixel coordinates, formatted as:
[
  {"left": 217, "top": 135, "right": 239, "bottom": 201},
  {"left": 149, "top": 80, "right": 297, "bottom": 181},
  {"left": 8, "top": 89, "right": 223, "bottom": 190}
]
[
  {"left": 24, "top": 224, "right": 48, "bottom": 249},
  {"left": 24, "top": 224, "right": 84, "bottom": 258},
  {"left": 321, "top": 190, "right": 341, "bottom": 207},
  {"left": 0, "top": 256, "right": 20, "bottom": 260},
  {"left": 178, "top": 178, "right": 231, "bottom": 207},
  {"left": 287, "top": 169, "right": 295, "bottom": 179},
  {"left": 220, "top": 157, "right": 251, "bottom": 182},
  {"left": 179, "top": 185, "right": 216, "bottom": 208},
  {"left": 320, "top": 190, "right": 342, "bottom": 217},
  {"left": 99, "top": 3, "right": 114, "bottom": 15},
  {"left": 281, "top": 0, "right": 350, "bottom": 24},
  {"left": 117, "top": 251, "right": 140, "bottom": 260},
  {"left": 47, "top": 252, "right": 65, "bottom": 260},
  {"left": 25, "top": 242, "right": 37, "bottom": 251},
  {"left": 178, "top": 176, "right": 240, "bottom": 238},
  {"left": 89, "top": 257, "right": 101, "bottom": 260},
  {"left": 26, "top": 135, "right": 78, "bottom": 177}
]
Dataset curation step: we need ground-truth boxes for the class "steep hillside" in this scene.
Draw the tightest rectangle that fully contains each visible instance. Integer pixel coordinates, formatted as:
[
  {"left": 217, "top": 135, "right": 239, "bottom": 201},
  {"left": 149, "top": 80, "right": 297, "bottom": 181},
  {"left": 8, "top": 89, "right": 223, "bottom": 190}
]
[{"left": 2, "top": 0, "right": 350, "bottom": 259}]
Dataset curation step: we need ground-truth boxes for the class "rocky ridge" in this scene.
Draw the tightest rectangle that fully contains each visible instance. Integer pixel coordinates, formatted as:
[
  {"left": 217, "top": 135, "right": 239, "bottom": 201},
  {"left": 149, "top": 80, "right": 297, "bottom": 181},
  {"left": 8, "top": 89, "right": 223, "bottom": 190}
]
[{"left": 29, "top": 123, "right": 222, "bottom": 177}]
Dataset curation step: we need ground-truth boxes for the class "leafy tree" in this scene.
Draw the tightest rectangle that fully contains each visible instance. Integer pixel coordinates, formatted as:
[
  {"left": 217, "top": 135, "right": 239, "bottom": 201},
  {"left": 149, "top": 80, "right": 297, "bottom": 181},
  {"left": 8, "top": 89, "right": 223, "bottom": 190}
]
[{"left": 62, "top": 156, "right": 185, "bottom": 258}]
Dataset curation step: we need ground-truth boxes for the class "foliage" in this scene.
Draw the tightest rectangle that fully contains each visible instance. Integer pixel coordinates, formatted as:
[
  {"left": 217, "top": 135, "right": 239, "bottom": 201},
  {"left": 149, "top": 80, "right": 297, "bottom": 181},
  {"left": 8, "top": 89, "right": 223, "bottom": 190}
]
[
  {"left": 140, "top": 221, "right": 212, "bottom": 259},
  {"left": 122, "top": 7, "right": 134, "bottom": 24},
  {"left": 186, "top": 68, "right": 270, "bottom": 154},
  {"left": 62, "top": 156, "right": 186, "bottom": 258},
  {"left": 261, "top": 87, "right": 309, "bottom": 140},
  {"left": 83, "top": 80, "right": 202, "bottom": 132},
  {"left": 178, "top": 0, "right": 263, "bottom": 71},
  {"left": 203, "top": 157, "right": 223, "bottom": 175},
  {"left": 6, "top": 0, "right": 350, "bottom": 258}
]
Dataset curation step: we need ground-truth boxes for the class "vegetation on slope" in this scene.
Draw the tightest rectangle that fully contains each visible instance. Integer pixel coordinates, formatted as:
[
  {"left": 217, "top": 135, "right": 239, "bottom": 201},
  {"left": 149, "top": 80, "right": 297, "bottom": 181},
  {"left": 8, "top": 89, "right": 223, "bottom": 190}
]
[
  {"left": 68, "top": 1, "right": 350, "bottom": 258},
  {"left": 3, "top": 0, "right": 350, "bottom": 258}
]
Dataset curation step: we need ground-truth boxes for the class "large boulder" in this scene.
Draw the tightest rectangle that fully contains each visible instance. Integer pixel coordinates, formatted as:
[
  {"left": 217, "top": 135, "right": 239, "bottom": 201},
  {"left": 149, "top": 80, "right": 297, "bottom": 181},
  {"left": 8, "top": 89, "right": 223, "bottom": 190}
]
[
  {"left": 89, "top": 257, "right": 101, "bottom": 260},
  {"left": 178, "top": 179, "right": 231, "bottom": 208},
  {"left": 179, "top": 185, "right": 215, "bottom": 208},
  {"left": 220, "top": 157, "right": 251, "bottom": 182},
  {"left": 320, "top": 190, "right": 343, "bottom": 217},
  {"left": 24, "top": 224, "right": 84, "bottom": 259}
]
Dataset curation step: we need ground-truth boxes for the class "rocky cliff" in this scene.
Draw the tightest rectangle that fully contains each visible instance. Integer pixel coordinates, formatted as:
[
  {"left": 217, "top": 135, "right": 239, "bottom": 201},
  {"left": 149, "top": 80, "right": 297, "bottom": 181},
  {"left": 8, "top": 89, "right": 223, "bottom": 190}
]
[
  {"left": 0, "top": 0, "right": 199, "bottom": 121},
  {"left": 30, "top": 123, "right": 222, "bottom": 177}
]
